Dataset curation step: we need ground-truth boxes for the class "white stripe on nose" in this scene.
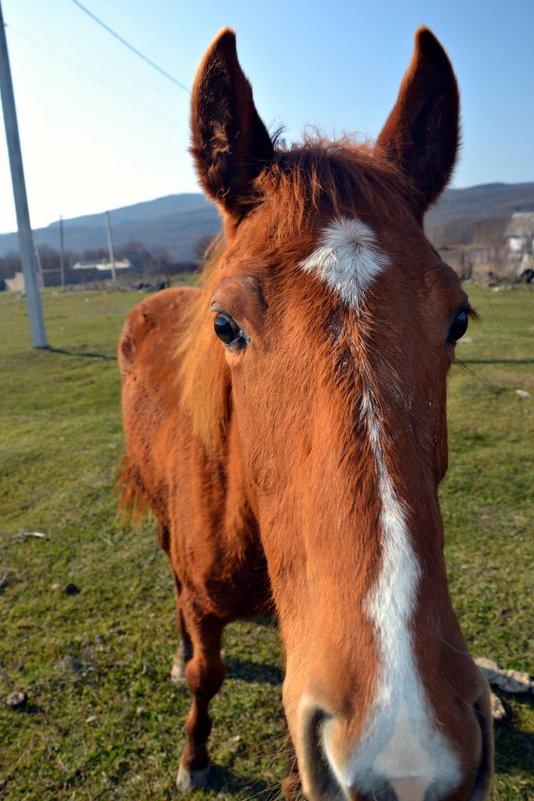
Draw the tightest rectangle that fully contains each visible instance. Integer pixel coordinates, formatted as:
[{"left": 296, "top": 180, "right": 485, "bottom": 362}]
[{"left": 318, "top": 387, "right": 462, "bottom": 798}]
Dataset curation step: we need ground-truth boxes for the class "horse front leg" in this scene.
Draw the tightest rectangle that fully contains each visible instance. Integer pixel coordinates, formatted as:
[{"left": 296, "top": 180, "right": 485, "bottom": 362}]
[
  {"left": 176, "top": 594, "right": 226, "bottom": 791},
  {"left": 171, "top": 576, "right": 193, "bottom": 683}
]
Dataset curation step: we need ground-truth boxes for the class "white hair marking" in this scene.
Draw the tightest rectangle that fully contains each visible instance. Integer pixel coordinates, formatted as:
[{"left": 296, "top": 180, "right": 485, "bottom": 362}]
[
  {"left": 324, "top": 392, "right": 461, "bottom": 796},
  {"left": 299, "top": 217, "right": 389, "bottom": 307}
]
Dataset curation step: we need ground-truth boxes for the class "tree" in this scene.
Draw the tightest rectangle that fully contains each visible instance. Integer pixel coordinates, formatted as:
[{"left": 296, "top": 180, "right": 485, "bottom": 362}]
[
  {"left": 194, "top": 234, "right": 215, "bottom": 263},
  {"left": 152, "top": 249, "right": 172, "bottom": 270},
  {"left": 115, "top": 240, "right": 145, "bottom": 259},
  {"left": 81, "top": 247, "right": 107, "bottom": 261},
  {"left": 0, "top": 251, "right": 21, "bottom": 279}
]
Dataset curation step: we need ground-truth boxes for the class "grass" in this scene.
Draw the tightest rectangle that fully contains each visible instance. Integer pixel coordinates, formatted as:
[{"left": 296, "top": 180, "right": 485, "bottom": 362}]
[{"left": 0, "top": 282, "right": 532, "bottom": 801}]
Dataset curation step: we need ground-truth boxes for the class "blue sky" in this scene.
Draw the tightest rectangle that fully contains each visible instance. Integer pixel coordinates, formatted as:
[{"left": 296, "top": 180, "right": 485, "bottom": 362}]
[{"left": 0, "top": 0, "right": 533, "bottom": 234}]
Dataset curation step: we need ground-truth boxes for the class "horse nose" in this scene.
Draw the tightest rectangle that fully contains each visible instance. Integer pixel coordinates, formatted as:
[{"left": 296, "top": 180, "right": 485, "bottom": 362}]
[
  {"left": 298, "top": 692, "right": 492, "bottom": 801},
  {"left": 300, "top": 703, "right": 443, "bottom": 801},
  {"left": 301, "top": 710, "right": 432, "bottom": 801}
]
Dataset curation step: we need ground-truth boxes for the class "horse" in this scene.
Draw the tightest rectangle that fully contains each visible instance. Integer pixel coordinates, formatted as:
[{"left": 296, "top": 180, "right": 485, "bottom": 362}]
[{"left": 118, "top": 27, "right": 493, "bottom": 801}]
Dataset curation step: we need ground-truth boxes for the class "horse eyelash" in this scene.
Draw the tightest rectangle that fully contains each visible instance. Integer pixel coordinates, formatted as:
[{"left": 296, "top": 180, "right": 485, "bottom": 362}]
[{"left": 467, "top": 305, "right": 479, "bottom": 322}]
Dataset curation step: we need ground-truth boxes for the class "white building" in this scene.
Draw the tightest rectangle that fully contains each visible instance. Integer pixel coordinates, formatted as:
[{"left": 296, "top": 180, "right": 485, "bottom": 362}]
[
  {"left": 504, "top": 212, "right": 534, "bottom": 254},
  {"left": 72, "top": 258, "right": 132, "bottom": 271}
]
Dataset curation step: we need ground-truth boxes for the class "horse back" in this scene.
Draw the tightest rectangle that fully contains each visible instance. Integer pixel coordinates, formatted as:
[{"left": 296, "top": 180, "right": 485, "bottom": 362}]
[{"left": 118, "top": 286, "right": 198, "bottom": 380}]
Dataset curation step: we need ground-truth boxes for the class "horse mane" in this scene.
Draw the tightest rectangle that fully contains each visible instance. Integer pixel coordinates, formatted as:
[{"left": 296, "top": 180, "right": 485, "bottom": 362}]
[
  {"left": 177, "top": 136, "right": 407, "bottom": 453},
  {"left": 176, "top": 233, "right": 231, "bottom": 454}
]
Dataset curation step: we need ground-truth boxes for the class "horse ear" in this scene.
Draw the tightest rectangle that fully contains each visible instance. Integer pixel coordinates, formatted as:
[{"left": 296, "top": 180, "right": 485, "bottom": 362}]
[
  {"left": 376, "top": 27, "right": 459, "bottom": 221},
  {"left": 190, "top": 28, "right": 274, "bottom": 221}
]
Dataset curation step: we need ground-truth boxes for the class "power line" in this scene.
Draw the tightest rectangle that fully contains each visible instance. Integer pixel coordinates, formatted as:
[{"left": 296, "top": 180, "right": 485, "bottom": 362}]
[
  {"left": 6, "top": 25, "right": 180, "bottom": 127},
  {"left": 68, "top": 0, "right": 190, "bottom": 94}
]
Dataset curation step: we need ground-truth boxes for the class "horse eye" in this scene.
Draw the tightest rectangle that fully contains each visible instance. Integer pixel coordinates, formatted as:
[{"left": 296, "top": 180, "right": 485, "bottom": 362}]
[
  {"left": 214, "top": 314, "right": 239, "bottom": 344},
  {"left": 448, "top": 308, "right": 469, "bottom": 343},
  {"left": 213, "top": 313, "right": 247, "bottom": 350}
]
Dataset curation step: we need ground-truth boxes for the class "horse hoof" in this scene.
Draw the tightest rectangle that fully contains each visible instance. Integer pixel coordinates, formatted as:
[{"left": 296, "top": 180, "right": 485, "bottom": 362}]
[{"left": 176, "top": 763, "right": 211, "bottom": 792}]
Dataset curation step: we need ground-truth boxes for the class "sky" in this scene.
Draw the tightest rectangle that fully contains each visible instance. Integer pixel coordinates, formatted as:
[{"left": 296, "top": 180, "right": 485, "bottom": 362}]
[{"left": 0, "top": 0, "right": 533, "bottom": 235}]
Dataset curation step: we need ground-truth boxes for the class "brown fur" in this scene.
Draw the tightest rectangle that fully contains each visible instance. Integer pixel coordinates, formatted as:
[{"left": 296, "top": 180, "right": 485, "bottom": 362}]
[
  {"left": 118, "top": 27, "right": 492, "bottom": 801},
  {"left": 178, "top": 140, "right": 408, "bottom": 454}
]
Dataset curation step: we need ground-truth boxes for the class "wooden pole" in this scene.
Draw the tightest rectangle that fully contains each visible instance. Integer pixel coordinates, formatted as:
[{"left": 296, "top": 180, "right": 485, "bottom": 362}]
[
  {"left": 59, "top": 215, "right": 65, "bottom": 289},
  {"left": 105, "top": 211, "right": 116, "bottom": 284}
]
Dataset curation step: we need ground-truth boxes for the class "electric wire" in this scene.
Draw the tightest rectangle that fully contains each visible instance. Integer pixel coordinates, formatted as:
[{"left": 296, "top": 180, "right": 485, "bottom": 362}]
[
  {"left": 68, "top": 0, "right": 190, "bottom": 94},
  {"left": 6, "top": 24, "right": 181, "bottom": 127}
]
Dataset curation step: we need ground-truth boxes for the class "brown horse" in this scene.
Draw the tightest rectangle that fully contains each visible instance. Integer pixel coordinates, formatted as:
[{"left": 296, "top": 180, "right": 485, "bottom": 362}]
[{"left": 118, "top": 27, "right": 493, "bottom": 801}]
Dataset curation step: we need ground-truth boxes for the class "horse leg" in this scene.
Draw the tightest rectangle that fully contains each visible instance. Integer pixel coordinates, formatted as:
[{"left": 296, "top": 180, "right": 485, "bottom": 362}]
[
  {"left": 176, "top": 596, "right": 226, "bottom": 791},
  {"left": 171, "top": 578, "right": 193, "bottom": 683},
  {"left": 177, "top": 609, "right": 193, "bottom": 666}
]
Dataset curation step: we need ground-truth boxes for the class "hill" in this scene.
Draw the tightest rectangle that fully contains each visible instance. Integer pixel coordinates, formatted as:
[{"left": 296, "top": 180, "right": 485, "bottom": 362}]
[
  {"left": 1, "top": 182, "right": 533, "bottom": 260},
  {"left": 425, "top": 182, "right": 534, "bottom": 247},
  {"left": 0, "top": 194, "right": 221, "bottom": 261}
]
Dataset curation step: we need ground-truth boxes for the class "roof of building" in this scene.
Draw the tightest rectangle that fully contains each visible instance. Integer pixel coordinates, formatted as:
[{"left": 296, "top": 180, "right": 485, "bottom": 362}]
[
  {"left": 504, "top": 212, "right": 534, "bottom": 237},
  {"left": 72, "top": 258, "right": 132, "bottom": 271}
]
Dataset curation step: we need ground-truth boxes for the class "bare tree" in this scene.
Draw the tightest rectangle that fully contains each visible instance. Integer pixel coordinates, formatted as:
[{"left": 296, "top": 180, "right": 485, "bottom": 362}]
[{"left": 194, "top": 234, "right": 215, "bottom": 263}]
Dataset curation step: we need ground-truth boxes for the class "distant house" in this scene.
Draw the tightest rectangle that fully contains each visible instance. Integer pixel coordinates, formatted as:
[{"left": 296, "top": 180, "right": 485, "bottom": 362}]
[
  {"left": 5, "top": 271, "right": 25, "bottom": 291},
  {"left": 72, "top": 257, "right": 132, "bottom": 272},
  {"left": 504, "top": 213, "right": 534, "bottom": 254}
]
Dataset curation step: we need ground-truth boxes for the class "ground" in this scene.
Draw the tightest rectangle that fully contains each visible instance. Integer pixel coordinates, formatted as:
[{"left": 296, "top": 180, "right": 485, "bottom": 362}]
[{"left": 0, "top": 282, "right": 532, "bottom": 801}]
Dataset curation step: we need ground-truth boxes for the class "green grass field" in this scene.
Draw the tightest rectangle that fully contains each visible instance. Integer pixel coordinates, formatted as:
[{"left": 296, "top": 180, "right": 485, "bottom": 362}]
[{"left": 0, "top": 284, "right": 532, "bottom": 801}]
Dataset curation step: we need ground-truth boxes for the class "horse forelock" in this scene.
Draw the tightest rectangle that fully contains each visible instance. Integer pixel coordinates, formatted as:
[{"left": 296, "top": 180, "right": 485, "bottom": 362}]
[{"left": 258, "top": 137, "right": 410, "bottom": 239}]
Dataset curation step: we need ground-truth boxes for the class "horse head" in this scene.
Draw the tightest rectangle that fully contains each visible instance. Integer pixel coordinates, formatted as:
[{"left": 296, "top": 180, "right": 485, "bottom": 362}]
[{"left": 157, "top": 27, "right": 494, "bottom": 801}]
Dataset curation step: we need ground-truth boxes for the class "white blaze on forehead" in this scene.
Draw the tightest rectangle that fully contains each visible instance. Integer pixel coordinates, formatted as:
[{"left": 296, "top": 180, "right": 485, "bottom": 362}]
[
  {"left": 299, "top": 217, "right": 389, "bottom": 307},
  {"left": 323, "top": 390, "right": 461, "bottom": 797}
]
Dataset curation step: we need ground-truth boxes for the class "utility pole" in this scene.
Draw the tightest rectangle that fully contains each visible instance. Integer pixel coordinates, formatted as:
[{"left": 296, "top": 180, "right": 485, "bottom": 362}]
[
  {"left": 105, "top": 210, "right": 116, "bottom": 285},
  {"left": 34, "top": 243, "right": 44, "bottom": 288},
  {"left": 0, "top": 2, "right": 47, "bottom": 347},
  {"left": 59, "top": 215, "right": 65, "bottom": 290}
]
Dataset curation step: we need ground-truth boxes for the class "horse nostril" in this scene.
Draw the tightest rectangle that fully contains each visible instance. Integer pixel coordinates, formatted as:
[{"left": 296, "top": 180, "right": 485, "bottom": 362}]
[
  {"left": 466, "top": 691, "right": 494, "bottom": 801},
  {"left": 302, "top": 707, "right": 340, "bottom": 801}
]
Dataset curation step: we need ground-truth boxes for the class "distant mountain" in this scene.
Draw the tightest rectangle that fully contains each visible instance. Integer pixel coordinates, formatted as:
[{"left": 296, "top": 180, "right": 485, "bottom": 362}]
[
  {"left": 0, "top": 194, "right": 221, "bottom": 261},
  {"left": 426, "top": 182, "right": 534, "bottom": 247},
  {"left": 1, "top": 183, "right": 533, "bottom": 260}
]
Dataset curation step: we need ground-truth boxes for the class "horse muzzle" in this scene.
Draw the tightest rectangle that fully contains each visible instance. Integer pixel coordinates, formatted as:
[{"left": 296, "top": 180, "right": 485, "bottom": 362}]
[{"left": 296, "top": 684, "right": 493, "bottom": 801}]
